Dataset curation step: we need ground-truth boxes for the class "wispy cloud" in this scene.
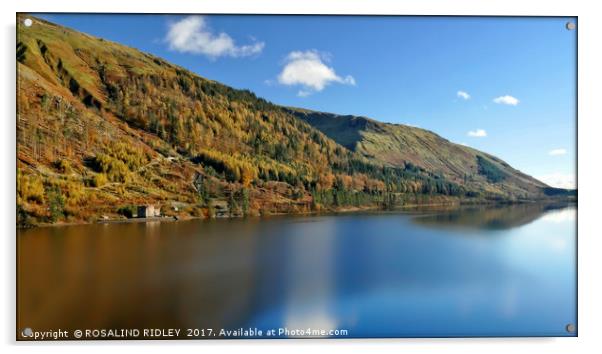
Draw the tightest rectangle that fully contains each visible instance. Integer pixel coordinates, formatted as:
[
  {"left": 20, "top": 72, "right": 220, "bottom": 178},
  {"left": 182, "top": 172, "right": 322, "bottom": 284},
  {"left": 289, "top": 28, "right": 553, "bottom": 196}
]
[
  {"left": 277, "top": 50, "right": 355, "bottom": 96},
  {"left": 297, "top": 89, "right": 312, "bottom": 97},
  {"left": 536, "top": 173, "right": 576, "bottom": 189},
  {"left": 457, "top": 90, "right": 471, "bottom": 100},
  {"left": 467, "top": 129, "right": 487, "bottom": 137},
  {"left": 548, "top": 148, "right": 567, "bottom": 156},
  {"left": 493, "top": 95, "right": 520, "bottom": 106},
  {"left": 165, "top": 16, "right": 264, "bottom": 59}
]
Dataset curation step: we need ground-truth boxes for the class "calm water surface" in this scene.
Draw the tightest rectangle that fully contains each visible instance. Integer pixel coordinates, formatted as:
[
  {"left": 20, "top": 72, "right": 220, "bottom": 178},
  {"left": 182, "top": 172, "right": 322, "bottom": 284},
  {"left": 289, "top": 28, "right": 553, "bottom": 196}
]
[{"left": 17, "top": 204, "right": 576, "bottom": 338}]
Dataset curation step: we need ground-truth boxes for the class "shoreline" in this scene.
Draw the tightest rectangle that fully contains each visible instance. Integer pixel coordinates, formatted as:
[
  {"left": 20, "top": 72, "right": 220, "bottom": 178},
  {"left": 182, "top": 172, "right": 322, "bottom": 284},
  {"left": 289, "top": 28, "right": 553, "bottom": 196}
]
[
  {"left": 96, "top": 216, "right": 179, "bottom": 224},
  {"left": 16, "top": 197, "right": 576, "bottom": 229}
]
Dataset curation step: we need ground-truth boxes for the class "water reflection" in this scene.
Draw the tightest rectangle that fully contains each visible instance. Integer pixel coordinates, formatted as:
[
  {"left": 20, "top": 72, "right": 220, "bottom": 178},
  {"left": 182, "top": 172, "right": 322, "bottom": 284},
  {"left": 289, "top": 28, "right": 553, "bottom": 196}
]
[
  {"left": 17, "top": 203, "right": 576, "bottom": 338},
  {"left": 283, "top": 221, "right": 337, "bottom": 336},
  {"left": 411, "top": 202, "right": 575, "bottom": 231}
]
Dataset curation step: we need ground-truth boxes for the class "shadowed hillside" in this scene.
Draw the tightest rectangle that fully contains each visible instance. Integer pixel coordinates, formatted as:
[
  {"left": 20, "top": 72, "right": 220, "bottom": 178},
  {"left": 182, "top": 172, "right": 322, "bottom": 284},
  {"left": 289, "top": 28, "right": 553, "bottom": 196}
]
[{"left": 288, "top": 108, "right": 550, "bottom": 198}]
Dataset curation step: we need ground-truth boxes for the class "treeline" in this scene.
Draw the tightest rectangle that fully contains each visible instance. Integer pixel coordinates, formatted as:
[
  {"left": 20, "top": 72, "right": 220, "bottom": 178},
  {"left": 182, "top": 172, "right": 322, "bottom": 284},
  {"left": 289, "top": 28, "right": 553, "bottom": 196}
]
[
  {"left": 97, "top": 65, "right": 472, "bottom": 203},
  {"left": 542, "top": 187, "right": 577, "bottom": 197},
  {"left": 19, "top": 16, "right": 554, "bottom": 226},
  {"left": 87, "top": 142, "right": 151, "bottom": 186},
  {"left": 477, "top": 156, "right": 507, "bottom": 183}
]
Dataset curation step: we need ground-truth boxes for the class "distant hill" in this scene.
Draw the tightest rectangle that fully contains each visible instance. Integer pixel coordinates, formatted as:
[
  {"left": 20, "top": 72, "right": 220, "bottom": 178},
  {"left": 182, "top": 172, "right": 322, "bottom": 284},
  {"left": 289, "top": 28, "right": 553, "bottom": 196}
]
[
  {"left": 287, "top": 108, "right": 549, "bottom": 198},
  {"left": 16, "top": 15, "right": 567, "bottom": 226}
]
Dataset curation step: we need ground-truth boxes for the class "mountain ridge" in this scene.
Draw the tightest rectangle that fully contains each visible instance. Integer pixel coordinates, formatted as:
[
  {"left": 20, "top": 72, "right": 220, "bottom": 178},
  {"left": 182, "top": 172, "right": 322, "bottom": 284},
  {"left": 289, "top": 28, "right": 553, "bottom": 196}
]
[
  {"left": 286, "top": 107, "right": 549, "bottom": 197},
  {"left": 16, "top": 15, "right": 571, "bottom": 226}
]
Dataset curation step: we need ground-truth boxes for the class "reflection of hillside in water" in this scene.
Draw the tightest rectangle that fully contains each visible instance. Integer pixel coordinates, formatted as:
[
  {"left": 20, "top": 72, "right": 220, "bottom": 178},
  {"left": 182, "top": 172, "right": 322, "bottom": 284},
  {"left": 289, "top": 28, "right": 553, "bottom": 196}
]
[
  {"left": 411, "top": 202, "right": 575, "bottom": 231},
  {"left": 17, "top": 220, "right": 267, "bottom": 333},
  {"left": 18, "top": 207, "right": 577, "bottom": 338}
]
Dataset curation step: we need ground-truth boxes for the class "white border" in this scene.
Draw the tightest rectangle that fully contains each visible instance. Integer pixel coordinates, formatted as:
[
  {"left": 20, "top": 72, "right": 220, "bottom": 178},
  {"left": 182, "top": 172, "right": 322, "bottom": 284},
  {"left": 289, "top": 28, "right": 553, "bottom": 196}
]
[{"left": 3, "top": 1, "right": 601, "bottom": 353}]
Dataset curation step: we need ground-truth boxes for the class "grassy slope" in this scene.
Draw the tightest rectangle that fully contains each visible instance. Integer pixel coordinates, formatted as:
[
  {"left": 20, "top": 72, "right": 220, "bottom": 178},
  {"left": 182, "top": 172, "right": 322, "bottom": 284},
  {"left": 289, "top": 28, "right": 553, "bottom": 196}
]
[{"left": 288, "top": 108, "right": 549, "bottom": 197}]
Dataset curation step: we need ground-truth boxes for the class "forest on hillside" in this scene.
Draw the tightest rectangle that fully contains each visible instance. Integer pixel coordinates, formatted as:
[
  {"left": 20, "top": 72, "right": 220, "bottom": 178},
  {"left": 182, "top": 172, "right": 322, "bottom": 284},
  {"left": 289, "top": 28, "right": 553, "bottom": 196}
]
[{"left": 16, "top": 16, "right": 573, "bottom": 227}]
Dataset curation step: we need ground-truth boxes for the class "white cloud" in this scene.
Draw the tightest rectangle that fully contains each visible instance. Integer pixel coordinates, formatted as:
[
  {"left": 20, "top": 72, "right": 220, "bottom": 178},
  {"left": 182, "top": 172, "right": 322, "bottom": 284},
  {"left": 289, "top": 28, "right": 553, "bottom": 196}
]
[
  {"left": 277, "top": 50, "right": 355, "bottom": 96},
  {"left": 467, "top": 129, "right": 487, "bottom": 137},
  {"left": 297, "top": 89, "right": 312, "bottom": 97},
  {"left": 493, "top": 95, "right": 520, "bottom": 106},
  {"left": 457, "top": 90, "right": 471, "bottom": 100},
  {"left": 166, "top": 16, "right": 264, "bottom": 58},
  {"left": 549, "top": 148, "right": 567, "bottom": 156},
  {"left": 537, "top": 173, "right": 576, "bottom": 189}
]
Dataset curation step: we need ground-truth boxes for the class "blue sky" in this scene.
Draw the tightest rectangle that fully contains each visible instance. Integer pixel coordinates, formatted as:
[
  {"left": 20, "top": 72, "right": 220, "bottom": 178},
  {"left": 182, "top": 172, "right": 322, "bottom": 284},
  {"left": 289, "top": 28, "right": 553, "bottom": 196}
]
[{"left": 34, "top": 14, "right": 577, "bottom": 188}]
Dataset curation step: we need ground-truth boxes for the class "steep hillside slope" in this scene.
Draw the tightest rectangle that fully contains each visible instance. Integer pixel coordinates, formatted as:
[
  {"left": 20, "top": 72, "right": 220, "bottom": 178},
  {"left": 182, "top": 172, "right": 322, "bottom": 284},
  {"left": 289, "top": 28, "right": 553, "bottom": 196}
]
[
  {"left": 16, "top": 15, "right": 559, "bottom": 226},
  {"left": 288, "top": 109, "right": 549, "bottom": 198}
]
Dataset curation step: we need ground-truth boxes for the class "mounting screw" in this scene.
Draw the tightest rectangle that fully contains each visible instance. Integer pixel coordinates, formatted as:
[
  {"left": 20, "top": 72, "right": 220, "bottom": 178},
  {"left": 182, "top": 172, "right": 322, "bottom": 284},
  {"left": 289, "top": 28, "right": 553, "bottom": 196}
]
[
  {"left": 566, "top": 22, "right": 576, "bottom": 31},
  {"left": 23, "top": 18, "right": 33, "bottom": 27},
  {"left": 21, "top": 327, "right": 33, "bottom": 337},
  {"left": 565, "top": 323, "right": 576, "bottom": 333}
]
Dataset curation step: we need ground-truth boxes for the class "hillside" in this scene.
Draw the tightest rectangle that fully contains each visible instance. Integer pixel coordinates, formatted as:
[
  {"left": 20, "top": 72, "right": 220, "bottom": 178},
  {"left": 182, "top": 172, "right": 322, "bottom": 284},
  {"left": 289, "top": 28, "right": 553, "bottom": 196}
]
[
  {"left": 16, "top": 15, "right": 562, "bottom": 226},
  {"left": 288, "top": 109, "right": 549, "bottom": 198}
]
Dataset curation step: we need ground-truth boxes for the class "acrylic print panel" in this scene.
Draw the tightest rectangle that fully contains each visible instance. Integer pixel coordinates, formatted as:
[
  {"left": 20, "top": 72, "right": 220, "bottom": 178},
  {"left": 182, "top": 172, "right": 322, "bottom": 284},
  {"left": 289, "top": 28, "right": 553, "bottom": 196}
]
[{"left": 16, "top": 13, "right": 577, "bottom": 340}]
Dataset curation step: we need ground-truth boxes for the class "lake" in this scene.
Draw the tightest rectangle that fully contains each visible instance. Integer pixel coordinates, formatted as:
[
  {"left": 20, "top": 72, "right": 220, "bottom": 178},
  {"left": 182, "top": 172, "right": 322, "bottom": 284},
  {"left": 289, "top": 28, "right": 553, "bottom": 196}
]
[{"left": 17, "top": 203, "right": 577, "bottom": 339}]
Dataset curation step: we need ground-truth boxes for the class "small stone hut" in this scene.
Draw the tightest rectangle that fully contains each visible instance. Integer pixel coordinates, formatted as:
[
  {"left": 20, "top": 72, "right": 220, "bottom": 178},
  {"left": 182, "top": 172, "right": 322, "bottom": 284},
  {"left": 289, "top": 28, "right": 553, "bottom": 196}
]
[{"left": 138, "top": 205, "right": 160, "bottom": 218}]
